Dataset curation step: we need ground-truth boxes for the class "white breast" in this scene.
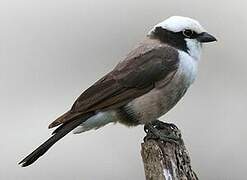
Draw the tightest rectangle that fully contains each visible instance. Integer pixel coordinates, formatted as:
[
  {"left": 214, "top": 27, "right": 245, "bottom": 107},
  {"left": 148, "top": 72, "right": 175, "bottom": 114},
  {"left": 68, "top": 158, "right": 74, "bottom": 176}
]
[{"left": 177, "top": 50, "right": 198, "bottom": 85}]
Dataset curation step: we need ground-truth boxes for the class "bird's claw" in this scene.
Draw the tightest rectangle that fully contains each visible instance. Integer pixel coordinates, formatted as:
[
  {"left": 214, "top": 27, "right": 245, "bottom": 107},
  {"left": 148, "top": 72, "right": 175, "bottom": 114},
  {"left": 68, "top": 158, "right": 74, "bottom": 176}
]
[{"left": 144, "top": 120, "right": 182, "bottom": 145}]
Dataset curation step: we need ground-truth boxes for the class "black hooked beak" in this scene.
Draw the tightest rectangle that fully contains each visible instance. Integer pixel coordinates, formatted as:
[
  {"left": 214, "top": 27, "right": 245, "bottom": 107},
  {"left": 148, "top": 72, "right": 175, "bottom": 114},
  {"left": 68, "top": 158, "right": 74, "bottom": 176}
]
[{"left": 197, "top": 32, "right": 217, "bottom": 43}]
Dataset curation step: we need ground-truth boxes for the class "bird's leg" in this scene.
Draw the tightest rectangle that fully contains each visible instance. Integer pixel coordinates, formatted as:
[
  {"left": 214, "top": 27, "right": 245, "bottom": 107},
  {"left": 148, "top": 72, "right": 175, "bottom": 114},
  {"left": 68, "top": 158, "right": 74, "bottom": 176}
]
[{"left": 144, "top": 120, "right": 181, "bottom": 144}]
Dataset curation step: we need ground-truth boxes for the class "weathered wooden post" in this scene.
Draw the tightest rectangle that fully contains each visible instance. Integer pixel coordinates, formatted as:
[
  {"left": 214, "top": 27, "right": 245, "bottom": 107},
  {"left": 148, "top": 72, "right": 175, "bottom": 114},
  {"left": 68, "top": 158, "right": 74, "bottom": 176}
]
[{"left": 141, "top": 123, "right": 198, "bottom": 180}]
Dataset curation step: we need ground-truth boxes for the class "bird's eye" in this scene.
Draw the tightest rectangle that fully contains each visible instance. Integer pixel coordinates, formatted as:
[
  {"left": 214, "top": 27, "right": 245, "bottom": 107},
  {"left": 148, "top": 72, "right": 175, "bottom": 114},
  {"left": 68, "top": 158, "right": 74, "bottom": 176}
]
[{"left": 183, "top": 29, "right": 194, "bottom": 38}]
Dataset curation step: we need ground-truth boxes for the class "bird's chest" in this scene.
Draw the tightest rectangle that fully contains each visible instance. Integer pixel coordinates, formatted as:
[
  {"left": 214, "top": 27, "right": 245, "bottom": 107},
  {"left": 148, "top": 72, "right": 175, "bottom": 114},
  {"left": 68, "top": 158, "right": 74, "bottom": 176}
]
[
  {"left": 156, "top": 51, "right": 198, "bottom": 108},
  {"left": 126, "top": 51, "right": 198, "bottom": 124}
]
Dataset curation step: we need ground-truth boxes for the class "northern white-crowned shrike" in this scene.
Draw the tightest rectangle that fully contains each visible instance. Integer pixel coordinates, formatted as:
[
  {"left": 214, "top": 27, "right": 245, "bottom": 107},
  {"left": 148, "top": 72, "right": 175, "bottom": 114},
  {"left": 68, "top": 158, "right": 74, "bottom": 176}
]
[{"left": 19, "top": 16, "right": 217, "bottom": 167}]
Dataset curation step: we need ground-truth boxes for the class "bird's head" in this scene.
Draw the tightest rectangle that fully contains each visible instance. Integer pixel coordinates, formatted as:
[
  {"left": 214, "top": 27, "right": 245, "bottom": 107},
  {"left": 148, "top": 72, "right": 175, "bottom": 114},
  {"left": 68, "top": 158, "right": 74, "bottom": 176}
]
[{"left": 148, "top": 16, "right": 217, "bottom": 60}]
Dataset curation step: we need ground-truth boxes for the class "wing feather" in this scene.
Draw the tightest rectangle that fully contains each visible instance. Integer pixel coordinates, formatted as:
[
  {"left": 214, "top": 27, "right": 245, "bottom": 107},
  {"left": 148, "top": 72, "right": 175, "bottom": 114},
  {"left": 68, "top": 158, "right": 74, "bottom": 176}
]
[{"left": 49, "top": 40, "right": 179, "bottom": 128}]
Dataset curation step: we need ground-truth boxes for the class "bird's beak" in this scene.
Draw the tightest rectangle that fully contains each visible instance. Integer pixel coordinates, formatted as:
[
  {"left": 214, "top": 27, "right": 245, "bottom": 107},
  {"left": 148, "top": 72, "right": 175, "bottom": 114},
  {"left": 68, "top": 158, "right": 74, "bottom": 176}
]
[{"left": 197, "top": 32, "right": 217, "bottom": 43}]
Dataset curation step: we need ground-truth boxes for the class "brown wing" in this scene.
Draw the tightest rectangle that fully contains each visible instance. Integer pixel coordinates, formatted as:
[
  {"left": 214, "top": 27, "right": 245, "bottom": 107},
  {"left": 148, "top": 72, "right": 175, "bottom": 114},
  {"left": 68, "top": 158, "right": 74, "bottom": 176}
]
[{"left": 49, "top": 39, "right": 179, "bottom": 128}]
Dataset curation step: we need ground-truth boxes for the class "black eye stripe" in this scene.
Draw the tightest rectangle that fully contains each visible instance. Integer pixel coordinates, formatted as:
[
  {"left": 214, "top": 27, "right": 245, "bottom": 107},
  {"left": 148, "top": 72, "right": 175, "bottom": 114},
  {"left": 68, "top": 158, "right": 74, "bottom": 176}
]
[
  {"left": 151, "top": 26, "right": 188, "bottom": 52},
  {"left": 151, "top": 27, "right": 201, "bottom": 53}
]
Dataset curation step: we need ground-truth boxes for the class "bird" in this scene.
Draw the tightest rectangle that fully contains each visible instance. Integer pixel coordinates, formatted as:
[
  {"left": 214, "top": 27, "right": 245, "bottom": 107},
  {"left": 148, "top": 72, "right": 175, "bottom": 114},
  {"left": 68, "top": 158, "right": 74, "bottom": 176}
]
[{"left": 19, "top": 16, "right": 217, "bottom": 167}]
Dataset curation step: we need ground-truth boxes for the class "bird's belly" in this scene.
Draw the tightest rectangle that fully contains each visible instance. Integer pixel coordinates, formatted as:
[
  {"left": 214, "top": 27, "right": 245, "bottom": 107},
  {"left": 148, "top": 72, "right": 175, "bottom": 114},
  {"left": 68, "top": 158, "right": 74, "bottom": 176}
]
[{"left": 125, "top": 80, "right": 188, "bottom": 124}]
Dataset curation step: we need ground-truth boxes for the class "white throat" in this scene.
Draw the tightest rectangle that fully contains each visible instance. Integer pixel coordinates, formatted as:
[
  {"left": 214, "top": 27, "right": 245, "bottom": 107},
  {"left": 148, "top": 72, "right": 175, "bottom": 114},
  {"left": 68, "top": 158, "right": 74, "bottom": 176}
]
[
  {"left": 185, "top": 38, "right": 202, "bottom": 61},
  {"left": 178, "top": 50, "right": 198, "bottom": 85}
]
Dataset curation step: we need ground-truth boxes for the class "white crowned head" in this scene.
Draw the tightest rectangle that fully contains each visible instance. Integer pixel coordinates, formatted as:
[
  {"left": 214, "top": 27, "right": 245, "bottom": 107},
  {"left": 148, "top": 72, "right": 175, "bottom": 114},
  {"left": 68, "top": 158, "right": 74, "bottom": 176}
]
[
  {"left": 148, "top": 16, "right": 216, "bottom": 60},
  {"left": 149, "top": 16, "right": 206, "bottom": 34}
]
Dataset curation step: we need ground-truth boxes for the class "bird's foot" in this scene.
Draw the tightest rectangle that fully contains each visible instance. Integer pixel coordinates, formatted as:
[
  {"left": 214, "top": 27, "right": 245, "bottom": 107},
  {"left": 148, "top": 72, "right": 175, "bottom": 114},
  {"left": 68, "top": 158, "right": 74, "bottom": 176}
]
[{"left": 144, "top": 120, "right": 182, "bottom": 145}]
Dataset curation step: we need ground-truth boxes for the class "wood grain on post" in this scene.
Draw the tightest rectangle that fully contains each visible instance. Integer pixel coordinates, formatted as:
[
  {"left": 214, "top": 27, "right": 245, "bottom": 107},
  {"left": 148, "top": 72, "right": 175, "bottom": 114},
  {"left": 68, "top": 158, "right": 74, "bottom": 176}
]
[{"left": 141, "top": 124, "right": 198, "bottom": 180}]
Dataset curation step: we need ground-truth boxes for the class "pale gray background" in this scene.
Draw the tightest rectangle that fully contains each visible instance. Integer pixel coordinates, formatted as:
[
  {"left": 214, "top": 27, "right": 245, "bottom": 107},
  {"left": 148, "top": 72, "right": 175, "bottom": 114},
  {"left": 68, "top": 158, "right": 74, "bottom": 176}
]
[{"left": 0, "top": 0, "right": 246, "bottom": 179}]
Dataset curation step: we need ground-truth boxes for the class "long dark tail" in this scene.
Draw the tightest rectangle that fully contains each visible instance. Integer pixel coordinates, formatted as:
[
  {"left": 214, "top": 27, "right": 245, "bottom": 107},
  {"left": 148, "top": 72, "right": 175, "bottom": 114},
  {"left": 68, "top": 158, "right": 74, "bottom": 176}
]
[{"left": 19, "top": 113, "right": 93, "bottom": 167}]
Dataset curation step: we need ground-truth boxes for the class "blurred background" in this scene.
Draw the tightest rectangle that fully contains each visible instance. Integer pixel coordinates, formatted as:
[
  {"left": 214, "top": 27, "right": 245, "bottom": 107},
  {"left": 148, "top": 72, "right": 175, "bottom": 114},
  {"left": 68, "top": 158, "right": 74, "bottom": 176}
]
[{"left": 0, "top": 0, "right": 246, "bottom": 179}]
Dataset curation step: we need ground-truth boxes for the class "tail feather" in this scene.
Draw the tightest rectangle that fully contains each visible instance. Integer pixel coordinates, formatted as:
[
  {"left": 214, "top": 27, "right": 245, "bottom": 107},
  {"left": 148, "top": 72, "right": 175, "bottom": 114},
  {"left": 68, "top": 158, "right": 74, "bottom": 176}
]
[
  {"left": 51, "top": 121, "right": 71, "bottom": 135},
  {"left": 19, "top": 113, "right": 93, "bottom": 167}
]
